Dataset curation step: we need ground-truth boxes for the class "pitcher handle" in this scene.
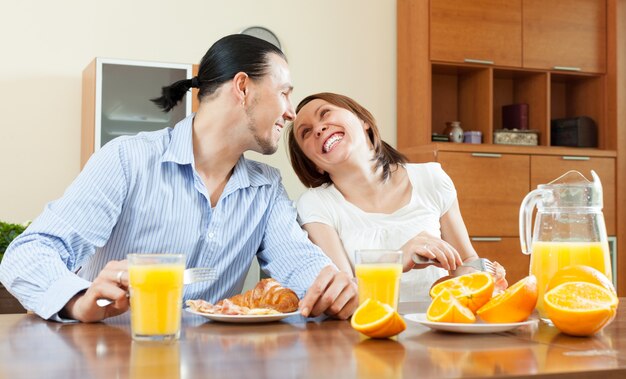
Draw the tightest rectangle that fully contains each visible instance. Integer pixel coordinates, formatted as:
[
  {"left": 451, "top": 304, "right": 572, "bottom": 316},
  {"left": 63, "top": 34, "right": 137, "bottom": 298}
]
[{"left": 519, "top": 189, "right": 547, "bottom": 255}]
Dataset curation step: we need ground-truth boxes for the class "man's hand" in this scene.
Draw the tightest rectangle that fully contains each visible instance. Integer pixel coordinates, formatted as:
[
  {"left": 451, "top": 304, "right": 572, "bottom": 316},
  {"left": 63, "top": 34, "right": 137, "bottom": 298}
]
[
  {"left": 299, "top": 265, "right": 358, "bottom": 320},
  {"left": 62, "top": 260, "right": 130, "bottom": 322}
]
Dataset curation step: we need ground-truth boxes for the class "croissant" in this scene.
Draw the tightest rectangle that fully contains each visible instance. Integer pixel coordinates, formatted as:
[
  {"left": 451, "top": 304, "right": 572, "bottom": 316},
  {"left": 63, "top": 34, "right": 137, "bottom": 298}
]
[{"left": 220, "top": 278, "right": 299, "bottom": 313}]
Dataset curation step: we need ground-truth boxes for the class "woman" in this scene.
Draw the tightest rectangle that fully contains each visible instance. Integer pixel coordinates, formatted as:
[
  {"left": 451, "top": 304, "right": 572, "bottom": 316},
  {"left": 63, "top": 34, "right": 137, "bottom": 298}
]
[{"left": 288, "top": 92, "right": 501, "bottom": 302}]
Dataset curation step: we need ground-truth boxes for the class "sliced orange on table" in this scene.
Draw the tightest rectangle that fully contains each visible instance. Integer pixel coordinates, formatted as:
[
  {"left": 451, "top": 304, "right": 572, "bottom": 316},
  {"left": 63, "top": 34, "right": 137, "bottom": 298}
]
[
  {"left": 351, "top": 298, "right": 406, "bottom": 338},
  {"left": 476, "top": 275, "right": 538, "bottom": 323},
  {"left": 546, "top": 265, "right": 615, "bottom": 294},
  {"left": 427, "top": 288, "right": 476, "bottom": 323},
  {"left": 544, "top": 281, "right": 619, "bottom": 336},
  {"left": 430, "top": 271, "right": 494, "bottom": 312}
]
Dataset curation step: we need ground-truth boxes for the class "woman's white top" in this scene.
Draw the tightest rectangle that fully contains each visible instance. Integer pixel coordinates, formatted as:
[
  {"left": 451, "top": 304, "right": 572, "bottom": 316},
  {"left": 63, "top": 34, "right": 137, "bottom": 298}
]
[{"left": 296, "top": 163, "right": 456, "bottom": 302}]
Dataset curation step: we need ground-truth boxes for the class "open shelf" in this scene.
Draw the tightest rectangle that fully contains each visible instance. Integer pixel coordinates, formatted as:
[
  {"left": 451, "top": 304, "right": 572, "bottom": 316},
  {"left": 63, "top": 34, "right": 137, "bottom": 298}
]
[{"left": 430, "top": 63, "right": 606, "bottom": 149}]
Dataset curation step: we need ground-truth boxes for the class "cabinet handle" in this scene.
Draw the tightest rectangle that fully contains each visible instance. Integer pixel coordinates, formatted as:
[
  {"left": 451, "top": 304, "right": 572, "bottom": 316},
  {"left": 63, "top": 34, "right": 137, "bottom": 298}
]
[
  {"left": 562, "top": 156, "right": 590, "bottom": 161},
  {"left": 471, "top": 153, "right": 502, "bottom": 158},
  {"left": 471, "top": 237, "right": 502, "bottom": 242},
  {"left": 553, "top": 66, "right": 581, "bottom": 72},
  {"left": 464, "top": 58, "right": 494, "bottom": 65}
]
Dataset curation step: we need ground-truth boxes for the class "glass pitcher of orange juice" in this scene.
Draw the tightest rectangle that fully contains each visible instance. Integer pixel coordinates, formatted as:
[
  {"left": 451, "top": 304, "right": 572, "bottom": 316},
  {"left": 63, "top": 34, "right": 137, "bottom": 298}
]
[{"left": 519, "top": 170, "right": 612, "bottom": 320}]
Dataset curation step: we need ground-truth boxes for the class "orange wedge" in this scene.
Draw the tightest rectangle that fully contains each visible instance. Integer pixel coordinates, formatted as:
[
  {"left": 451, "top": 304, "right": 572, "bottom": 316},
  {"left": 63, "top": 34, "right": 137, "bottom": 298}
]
[
  {"left": 427, "top": 288, "right": 476, "bottom": 323},
  {"left": 430, "top": 272, "right": 494, "bottom": 312},
  {"left": 544, "top": 281, "right": 619, "bottom": 336},
  {"left": 476, "top": 275, "right": 538, "bottom": 323},
  {"left": 351, "top": 298, "right": 406, "bottom": 338},
  {"left": 546, "top": 265, "right": 615, "bottom": 294}
]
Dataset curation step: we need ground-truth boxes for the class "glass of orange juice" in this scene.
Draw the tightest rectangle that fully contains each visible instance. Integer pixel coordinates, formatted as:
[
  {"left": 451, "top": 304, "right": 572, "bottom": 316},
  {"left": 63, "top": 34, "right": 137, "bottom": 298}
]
[
  {"left": 128, "top": 254, "right": 185, "bottom": 341},
  {"left": 355, "top": 250, "right": 403, "bottom": 310},
  {"left": 530, "top": 241, "right": 612, "bottom": 319}
]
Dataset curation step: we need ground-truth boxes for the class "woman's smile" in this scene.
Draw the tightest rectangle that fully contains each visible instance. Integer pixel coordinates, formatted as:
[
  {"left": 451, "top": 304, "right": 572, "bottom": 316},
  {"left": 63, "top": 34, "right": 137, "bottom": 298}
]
[{"left": 323, "top": 132, "right": 344, "bottom": 153}]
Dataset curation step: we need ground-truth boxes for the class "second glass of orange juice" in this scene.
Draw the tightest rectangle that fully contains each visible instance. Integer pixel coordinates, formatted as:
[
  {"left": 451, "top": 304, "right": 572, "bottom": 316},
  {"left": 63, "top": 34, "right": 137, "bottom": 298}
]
[
  {"left": 355, "top": 250, "right": 403, "bottom": 310},
  {"left": 128, "top": 253, "right": 185, "bottom": 341}
]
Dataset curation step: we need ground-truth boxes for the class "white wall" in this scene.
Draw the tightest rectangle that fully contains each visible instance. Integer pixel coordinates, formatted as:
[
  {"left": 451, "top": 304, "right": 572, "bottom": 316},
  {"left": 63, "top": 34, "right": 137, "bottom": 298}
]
[{"left": 0, "top": 0, "right": 396, "bottom": 223}]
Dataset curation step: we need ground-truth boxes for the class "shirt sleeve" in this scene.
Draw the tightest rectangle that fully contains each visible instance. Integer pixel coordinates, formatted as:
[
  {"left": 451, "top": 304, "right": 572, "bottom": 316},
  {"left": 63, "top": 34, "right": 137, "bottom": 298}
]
[
  {"left": 295, "top": 189, "right": 335, "bottom": 227},
  {"left": 255, "top": 179, "right": 334, "bottom": 298},
  {"left": 429, "top": 163, "right": 457, "bottom": 215},
  {"left": 0, "top": 140, "right": 129, "bottom": 320}
]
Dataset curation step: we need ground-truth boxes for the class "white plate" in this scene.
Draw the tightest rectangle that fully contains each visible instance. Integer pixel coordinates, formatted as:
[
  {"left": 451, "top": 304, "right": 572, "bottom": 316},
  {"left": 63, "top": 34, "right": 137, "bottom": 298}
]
[
  {"left": 404, "top": 313, "right": 538, "bottom": 334},
  {"left": 185, "top": 308, "right": 301, "bottom": 323}
]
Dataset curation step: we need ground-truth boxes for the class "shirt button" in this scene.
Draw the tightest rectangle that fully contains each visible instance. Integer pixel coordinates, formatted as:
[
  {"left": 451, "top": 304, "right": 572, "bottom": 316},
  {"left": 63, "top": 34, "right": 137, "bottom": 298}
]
[{"left": 208, "top": 232, "right": 215, "bottom": 239}]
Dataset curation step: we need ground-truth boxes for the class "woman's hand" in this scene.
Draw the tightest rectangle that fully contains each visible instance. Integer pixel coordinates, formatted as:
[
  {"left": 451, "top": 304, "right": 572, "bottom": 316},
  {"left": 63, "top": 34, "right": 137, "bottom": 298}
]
[{"left": 400, "top": 231, "right": 463, "bottom": 272}]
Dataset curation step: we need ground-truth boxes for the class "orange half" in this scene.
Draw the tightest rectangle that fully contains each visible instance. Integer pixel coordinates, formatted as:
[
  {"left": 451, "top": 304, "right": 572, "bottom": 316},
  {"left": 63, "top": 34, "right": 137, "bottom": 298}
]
[
  {"left": 544, "top": 281, "right": 618, "bottom": 336},
  {"left": 430, "top": 272, "right": 495, "bottom": 312},
  {"left": 427, "top": 288, "right": 476, "bottom": 323},
  {"left": 477, "top": 275, "right": 538, "bottom": 323},
  {"left": 546, "top": 265, "right": 615, "bottom": 294},
  {"left": 351, "top": 298, "right": 406, "bottom": 338}
]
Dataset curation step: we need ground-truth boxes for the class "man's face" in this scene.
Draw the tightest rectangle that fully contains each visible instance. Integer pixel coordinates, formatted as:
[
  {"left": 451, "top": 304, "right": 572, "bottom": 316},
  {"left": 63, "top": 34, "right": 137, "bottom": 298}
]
[{"left": 245, "top": 54, "right": 295, "bottom": 155}]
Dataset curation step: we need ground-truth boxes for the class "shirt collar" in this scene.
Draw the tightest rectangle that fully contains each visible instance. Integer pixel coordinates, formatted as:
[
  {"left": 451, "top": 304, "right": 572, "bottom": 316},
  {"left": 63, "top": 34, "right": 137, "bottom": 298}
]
[
  {"left": 226, "top": 156, "right": 273, "bottom": 192},
  {"left": 161, "top": 114, "right": 195, "bottom": 165}
]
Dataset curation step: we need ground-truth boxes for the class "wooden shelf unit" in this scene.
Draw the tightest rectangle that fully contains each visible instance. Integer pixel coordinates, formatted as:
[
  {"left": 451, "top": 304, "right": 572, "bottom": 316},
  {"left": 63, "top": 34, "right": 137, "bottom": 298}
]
[{"left": 397, "top": 0, "right": 625, "bottom": 294}]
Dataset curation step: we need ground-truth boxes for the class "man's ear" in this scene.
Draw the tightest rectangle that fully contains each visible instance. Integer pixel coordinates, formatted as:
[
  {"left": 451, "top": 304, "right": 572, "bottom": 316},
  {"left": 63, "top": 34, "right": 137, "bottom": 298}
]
[{"left": 233, "top": 72, "right": 249, "bottom": 105}]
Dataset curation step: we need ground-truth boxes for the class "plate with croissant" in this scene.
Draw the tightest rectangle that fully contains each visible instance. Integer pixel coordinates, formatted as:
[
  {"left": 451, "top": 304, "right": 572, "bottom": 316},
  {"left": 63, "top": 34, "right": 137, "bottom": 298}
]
[{"left": 185, "top": 278, "right": 301, "bottom": 323}]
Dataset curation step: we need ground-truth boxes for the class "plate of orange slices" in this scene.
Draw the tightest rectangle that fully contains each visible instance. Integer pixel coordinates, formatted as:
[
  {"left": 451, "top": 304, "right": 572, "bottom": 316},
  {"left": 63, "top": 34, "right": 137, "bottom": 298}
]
[
  {"left": 408, "top": 272, "right": 540, "bottom": 334},
  {"left": 404, "top": 313, "right": 538, "bottom": 334}
]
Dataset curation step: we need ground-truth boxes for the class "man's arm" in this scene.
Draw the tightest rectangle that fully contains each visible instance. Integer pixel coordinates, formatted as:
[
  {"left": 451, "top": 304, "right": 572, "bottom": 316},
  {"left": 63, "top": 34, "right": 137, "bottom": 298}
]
[
  {"left": 256, "top": 181, "right": 358, "bottom": 319},
  {"left": 0, "top": 140, "right": 129, "bottom": 320}
]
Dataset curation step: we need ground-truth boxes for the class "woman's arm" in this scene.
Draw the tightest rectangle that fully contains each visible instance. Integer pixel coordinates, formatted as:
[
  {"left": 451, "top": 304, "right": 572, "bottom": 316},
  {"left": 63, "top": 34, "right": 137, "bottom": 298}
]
[
  {"left": 302, "top": 222, "right": 354, "bottom": 277},
  {"left": 440, "top": 199, "right": 480, "bottom": 263}
]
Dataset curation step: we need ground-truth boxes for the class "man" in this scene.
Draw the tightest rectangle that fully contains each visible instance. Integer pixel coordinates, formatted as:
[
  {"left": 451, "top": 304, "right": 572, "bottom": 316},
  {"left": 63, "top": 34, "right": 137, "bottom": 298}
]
[{"left": 0, "top": 34, "right": 358, "bottom": 322}]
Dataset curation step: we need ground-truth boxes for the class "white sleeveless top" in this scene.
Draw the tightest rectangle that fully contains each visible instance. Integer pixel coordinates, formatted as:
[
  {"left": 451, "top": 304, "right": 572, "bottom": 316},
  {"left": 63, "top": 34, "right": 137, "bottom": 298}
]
[{"left": 296, "top": 163, "right": 456, "bottom": 302}]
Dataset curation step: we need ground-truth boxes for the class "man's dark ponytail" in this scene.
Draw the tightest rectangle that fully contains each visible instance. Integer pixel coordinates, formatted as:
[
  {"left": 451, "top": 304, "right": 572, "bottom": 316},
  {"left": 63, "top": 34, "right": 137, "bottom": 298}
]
[
  {"left": 151, "top": 78, "right": 194, "bottom": 112},
  {"left": 150, "top": 34, "right": 285, "bottom": 113}
]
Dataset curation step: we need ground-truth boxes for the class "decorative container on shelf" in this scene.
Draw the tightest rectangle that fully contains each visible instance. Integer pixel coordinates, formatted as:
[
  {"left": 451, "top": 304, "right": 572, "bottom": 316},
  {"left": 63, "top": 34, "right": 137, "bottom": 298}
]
[
  {"left": 463, "top": 131, "right": 482, "bottom": 144},
  {"left": 444, "top": 121, "right": 464, "bottom": 143},
  {"left": 493, "top": 129, "right": 539, "bottom": 146}
]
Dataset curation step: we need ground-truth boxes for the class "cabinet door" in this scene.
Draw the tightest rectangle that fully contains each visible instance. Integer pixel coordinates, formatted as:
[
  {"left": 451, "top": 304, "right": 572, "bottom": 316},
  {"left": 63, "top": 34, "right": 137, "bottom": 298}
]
[
  {"left": 430, "top": 0, "right": 522, "bottom": 67},
  {"left": 438, "top": 152, "right": 530, "bottom": 237},
  {"left": 523, "top": 0, "right": 606, "bottom": 73},
  {"left": 471, "top": 237, "right": 530, "bottom": 285},
  {"left": 530, "top": 155, "right": 616, "bottom": 235}
]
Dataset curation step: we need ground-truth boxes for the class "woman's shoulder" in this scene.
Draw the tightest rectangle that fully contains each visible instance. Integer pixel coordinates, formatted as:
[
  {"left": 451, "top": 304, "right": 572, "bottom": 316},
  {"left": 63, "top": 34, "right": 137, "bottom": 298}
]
[
  {"left": 405, "top": 162, "right": 446, "bottom": 177},
  {"left": 298, "top": 184, "right": 337, "bottom": 203}
]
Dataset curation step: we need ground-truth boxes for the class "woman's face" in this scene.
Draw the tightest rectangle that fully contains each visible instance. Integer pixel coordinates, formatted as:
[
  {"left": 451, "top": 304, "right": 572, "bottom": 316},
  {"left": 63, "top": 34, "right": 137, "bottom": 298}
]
[{"left": 293, "top": 98, "right": 370, "bottom": 173}]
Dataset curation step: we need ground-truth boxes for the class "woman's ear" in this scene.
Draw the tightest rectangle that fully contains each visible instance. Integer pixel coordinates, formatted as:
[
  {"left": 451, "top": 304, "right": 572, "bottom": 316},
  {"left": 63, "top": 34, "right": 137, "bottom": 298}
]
[
  {"left": 316, "top": 166, "right": 325, "bottom": 175},
  {"left": 361, "top": 119, "right": 371, "bottom": 131}
]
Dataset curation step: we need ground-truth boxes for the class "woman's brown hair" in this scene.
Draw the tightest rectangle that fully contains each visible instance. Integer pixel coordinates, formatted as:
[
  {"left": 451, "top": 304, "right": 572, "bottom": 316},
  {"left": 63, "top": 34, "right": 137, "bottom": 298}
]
[{"left": 287, "top": 92, "right": 407, "bottom": 188}]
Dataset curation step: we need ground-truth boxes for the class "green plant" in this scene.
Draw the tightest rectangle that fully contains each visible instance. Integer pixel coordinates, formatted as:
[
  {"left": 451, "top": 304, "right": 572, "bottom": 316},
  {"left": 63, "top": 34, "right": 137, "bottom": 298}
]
[{"left": 0, "top": 221, "right": 30, "bottom": 262}]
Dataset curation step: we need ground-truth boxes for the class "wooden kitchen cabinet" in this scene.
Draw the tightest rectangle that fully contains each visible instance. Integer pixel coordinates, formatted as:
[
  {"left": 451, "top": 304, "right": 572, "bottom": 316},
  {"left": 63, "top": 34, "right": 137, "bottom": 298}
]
[
  {"left": 400, "top": 0, "right": 610, "bottom": 151},
  {"left": 399, "top": 0, "right": 625, "bottom": 294},
  {"left": 437, "top": 151, "right": 529, "bottom": 237},
  {"left": 530, "top": 155, "right": 616, "bottom": 235},
  {"left": 430, "top": 0, "right": 522, "bottom": 67},
  {"left": 523, "top": 0, "right": 606, "bottom": 73},
  {"left": 471, "top": 237, "right": 530, "bottom": 284}
]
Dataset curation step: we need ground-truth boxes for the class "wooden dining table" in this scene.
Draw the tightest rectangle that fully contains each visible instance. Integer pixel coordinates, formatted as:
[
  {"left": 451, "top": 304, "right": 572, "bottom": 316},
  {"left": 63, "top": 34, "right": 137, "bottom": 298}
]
[{"left": 1, "top": 300, "right": 624, "bottom": 379}]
